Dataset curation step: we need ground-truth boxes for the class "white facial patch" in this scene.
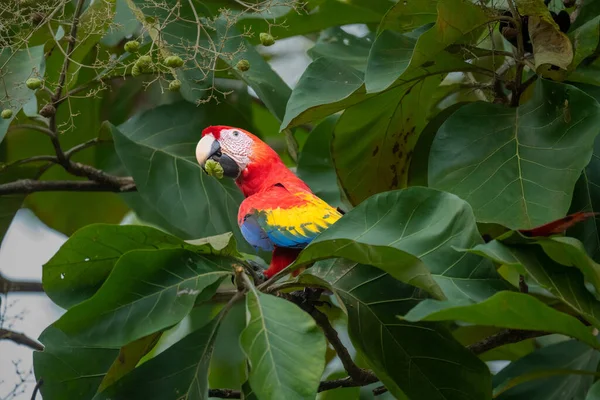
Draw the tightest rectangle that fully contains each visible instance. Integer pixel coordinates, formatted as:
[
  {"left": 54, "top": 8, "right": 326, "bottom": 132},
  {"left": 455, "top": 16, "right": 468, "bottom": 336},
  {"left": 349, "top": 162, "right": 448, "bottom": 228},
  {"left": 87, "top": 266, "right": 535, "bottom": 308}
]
[{"left": 219, "top": 128, "right": 253, "bottom": 170}]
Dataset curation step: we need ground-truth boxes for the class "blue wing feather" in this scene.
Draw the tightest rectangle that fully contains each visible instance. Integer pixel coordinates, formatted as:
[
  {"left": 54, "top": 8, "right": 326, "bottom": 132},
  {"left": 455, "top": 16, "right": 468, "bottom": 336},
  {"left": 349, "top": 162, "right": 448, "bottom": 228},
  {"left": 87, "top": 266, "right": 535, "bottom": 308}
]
[{"left": 240, "top": 214, "right": 274, "bottom": 251}]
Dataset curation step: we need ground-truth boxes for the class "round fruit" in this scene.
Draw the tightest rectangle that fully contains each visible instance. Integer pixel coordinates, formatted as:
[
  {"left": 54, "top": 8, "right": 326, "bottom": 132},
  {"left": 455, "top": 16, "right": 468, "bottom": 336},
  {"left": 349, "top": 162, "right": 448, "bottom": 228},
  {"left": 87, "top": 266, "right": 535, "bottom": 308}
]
[
  {"left": 165, "top": 55, "right": 184, "bottom": 68},
  {"left": 236, "top": 59, "right": 250, "bottom": 72},
  {"left": 124, "top": 40, "right": 140, "bottom": 53},
  {"left": 1, "top": 109, "right": 13, "bottom": 119},
  {"left": 26, "top": 78, "right": 42, "bottom": 90},
  {"left": 169, "top": 79, "right": 181, "bottom": 91},
  {"left": 259, "top": 32, "right": 275, "bottom": 46},
  {"left": 205, "top": 159, "right": 224, "bottom": 179}
]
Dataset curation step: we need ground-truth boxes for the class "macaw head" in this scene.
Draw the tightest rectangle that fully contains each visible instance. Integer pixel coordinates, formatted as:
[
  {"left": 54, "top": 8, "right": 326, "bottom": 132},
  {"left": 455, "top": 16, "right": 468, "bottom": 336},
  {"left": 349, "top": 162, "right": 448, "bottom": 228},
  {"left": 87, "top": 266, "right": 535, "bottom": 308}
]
[{"left": 195, "top": 125, "right": 271, "bottom": 179}]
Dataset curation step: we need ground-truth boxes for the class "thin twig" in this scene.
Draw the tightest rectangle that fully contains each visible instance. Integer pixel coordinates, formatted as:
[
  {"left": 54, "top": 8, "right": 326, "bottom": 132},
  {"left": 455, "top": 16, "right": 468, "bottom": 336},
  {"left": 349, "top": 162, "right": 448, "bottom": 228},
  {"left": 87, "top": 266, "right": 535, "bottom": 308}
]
[
  {"left": 31, "top": 378, "right": 43, "bottom": 400},
  {"left": 10, "top": 124, "right": 55, "bottom": 138},
  {"left": 64, "top": 138, "right": 101, "bottom": 159},
  {"left": 0, "top": 179, "right": 136, "bottom": 195},
  {"left": 0, "top": 273, "right": 44, "bottom": 293},
  {"left": 0, "top": 329, "right": 44, "bottom": 351},
  {"left": 468, "top": 329, "right": 547, "bottom": 355}
]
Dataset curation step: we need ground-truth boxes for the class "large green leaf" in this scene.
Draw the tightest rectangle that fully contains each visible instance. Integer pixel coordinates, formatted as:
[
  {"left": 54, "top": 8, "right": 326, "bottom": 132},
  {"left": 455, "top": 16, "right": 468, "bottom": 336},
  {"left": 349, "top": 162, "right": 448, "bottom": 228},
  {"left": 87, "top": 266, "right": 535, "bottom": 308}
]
[
  {"left": 295, "top": 187, "right": 508, "bottom": 301},
  {"left": 308, "top": 28, "right": 375, "bottom": 72},
  {"left": 0, "top": 46, "right": 44, "bottom": 143},
  {"left": 296, "top": 115, "right": 343, "bottom": 209},
  {"left": 111, "top": 101, "right": 249, "bottom": 246},
  {"left": 469, "top": 240, "right": 600, "bottom": 328},
  {"left": 93, "top": 309, "right": 225, "bottom": 400},
  {"left": 34, "top": 326, "right": 119, "bottom": 400},
  {"left": 280, "top": 57, "right": 371, "bottom": 130},
  {"left": 53, "top": 249, "right": 232, "bottom": 347},
  {"left": 568, "top": 83, "right": 600, "bottom": 262},
  {"left": 492, "top": 340, "right": 600, "bottom": 400},
  {"left": 587, "top": 381, "right": 600, "bottom": 400},
  {"left": 306, "top": 259, "right": 492, "bottom": 400},
  {"left": 238, "top": 0, "right": 392, "bottom": 44},
  {"left": 403, "top": 291, "right": 600, "bottom": 350},
  {"left": 43, "top": 223, "right": 237, "bottom": 309},
  {"left": 332, "top": 76, "right": 442, "bottom": 205},
  {"left": 429, "top": 79, "right": 600, "bottom": 229},
  {"left": 378, "top": 0, "right": 439, "bottom": 33},
  {"left": 240, "top": 285, "right": 327, "bottom": 400}
]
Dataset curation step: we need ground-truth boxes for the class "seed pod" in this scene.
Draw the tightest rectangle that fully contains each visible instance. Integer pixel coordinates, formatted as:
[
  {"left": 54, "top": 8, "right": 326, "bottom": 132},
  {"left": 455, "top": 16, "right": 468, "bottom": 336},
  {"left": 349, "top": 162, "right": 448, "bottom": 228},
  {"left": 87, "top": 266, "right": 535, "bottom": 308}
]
[
  {"left": 205, "top": 159, "right": 224, "bottom": 179},
  {"left": 236, "top": 59, "right": 250, "bottom": 72},
  {"left": 259, "top": 32, "right": 275, "bottom": 46},
  {"left": 169, "top": 79, "right": 181, "bottom": 91},
  {"left": 26, "top": 78, "right": 42, "bottom": 90},
  {"left": 1, "top": 109, "right": 13, "bottom": 119},
  {"left": 135, "top": 55, "right": 152, "bottom": 71},
  {"left": 131, "top": 64, "right": 141, "bottom": 77},
  {"left": 124, "top": 40, "right": 140, "bottom": 53},
  {"left": 165, "top": 55, "right": 184, "bottom": 68},
  {"left": 39, "top": 103, "right": 56, "bottom": 118}
]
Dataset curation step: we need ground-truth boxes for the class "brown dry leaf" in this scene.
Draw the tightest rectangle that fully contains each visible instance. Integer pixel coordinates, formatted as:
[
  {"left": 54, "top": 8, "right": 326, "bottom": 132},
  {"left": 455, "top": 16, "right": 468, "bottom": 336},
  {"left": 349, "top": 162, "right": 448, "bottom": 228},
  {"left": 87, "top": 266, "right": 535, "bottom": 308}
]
[{"left": 528, "top": 16, "right": 573, "bottom": 79}]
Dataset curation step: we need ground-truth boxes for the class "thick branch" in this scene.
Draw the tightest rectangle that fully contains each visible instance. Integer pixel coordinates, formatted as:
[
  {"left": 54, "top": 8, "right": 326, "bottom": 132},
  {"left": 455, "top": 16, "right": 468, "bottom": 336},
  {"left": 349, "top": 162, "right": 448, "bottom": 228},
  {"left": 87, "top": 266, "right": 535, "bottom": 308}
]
[
  {"left": 0, "top": 328, "right": 44, "bottom": 351},
  {"left": 468, "top": 329, "right": 547, "bottom": 355},
  {"left": 0, "top": 273, "right": 44, "bottom": 293},
  {"left": 0, "top": 178, "right": 136, "bottom": 195},
  {"left": 310, "top": 307, "right": 377, "bottom": 384}
]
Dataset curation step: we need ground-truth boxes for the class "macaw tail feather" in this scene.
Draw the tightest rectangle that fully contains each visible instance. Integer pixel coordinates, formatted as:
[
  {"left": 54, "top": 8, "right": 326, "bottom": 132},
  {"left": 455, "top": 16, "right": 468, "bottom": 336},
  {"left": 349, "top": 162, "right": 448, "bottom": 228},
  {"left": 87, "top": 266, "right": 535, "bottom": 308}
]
[{"left": 264, "top": 246, "right": 302, "bottom": 278}]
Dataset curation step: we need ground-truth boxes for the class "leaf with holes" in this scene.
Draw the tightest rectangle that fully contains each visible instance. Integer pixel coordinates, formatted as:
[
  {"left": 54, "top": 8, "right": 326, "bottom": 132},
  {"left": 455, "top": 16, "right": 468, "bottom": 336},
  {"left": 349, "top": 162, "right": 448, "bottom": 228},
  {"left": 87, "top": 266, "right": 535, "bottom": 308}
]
[
  {"left": 53, "top": 249, "right": 232, "bottom": 347},
  {"left": 240, "top": 286, "right": 326, "bottom": 400},
  {"left": 294, "top": 187, "right": 508, "bottom": 301},
  {"left": 304, "top": 259, "right": 492, "bottom": 399},
  {"left": 429, "top": 79, "right": 600, "bottom": 230}
]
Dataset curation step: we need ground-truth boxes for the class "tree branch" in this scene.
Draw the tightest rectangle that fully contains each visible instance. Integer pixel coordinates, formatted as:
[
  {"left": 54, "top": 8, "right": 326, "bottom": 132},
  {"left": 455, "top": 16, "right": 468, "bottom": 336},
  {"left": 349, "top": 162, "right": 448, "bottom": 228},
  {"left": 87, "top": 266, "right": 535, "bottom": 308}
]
[
  {"left": 0, "top": 178, "right": 136, "bottom": 195},
  {"left": 468, "top": 329, "right": 547, "bottom": 355},
  {"left": 0, "top": 328, "right": 44, "bottom": 351},
  {"left": 0, "top": 273, "right": 44, "bottom": 293}
]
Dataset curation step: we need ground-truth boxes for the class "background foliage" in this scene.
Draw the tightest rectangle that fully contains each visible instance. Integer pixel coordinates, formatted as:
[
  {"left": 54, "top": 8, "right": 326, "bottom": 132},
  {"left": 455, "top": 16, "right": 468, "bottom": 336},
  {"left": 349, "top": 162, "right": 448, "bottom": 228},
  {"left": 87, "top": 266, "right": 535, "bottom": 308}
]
[{"left": 3, "top": 0, "right": 600, "bottom": 399}]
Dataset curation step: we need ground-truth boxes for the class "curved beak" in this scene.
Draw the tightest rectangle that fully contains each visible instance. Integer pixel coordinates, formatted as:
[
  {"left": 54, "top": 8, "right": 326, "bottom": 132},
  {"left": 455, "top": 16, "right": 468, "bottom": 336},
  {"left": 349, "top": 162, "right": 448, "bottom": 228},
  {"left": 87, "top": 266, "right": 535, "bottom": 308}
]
[{"left": 195, "top": 135, "right": 241, "bottom": 178}]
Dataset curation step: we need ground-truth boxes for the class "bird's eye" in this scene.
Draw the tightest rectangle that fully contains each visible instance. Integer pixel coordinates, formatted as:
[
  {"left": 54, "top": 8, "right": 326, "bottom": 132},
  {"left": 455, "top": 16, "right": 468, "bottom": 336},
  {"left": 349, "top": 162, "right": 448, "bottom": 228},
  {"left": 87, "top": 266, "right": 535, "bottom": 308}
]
[{"left": 233, "top": 130, "right": 240, "bottom": 137}]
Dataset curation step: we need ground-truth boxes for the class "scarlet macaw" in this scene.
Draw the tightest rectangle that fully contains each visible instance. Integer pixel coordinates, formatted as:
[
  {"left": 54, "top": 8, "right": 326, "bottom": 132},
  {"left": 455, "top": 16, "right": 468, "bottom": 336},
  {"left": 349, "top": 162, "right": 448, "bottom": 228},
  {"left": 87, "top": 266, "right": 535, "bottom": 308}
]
[{"left": 195, "top": 125, "right": 342, "bottom": 278}]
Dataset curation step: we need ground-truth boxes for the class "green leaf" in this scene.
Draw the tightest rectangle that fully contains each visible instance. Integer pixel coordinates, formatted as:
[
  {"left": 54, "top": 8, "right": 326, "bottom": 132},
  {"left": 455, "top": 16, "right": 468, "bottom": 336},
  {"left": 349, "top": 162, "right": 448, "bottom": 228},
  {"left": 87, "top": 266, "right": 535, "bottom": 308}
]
[
  {"left": 429, "top": 79, "right": 600, "bottom": 229},
  {"left": 240, "top": 285, "right": 327, "bottom": 400},
  {"left": 296, "top": 115, "right": 343, "bottom": 209},
  {"left": 403, "top": 291, "right": 600, "bottom": 350},
  {"left": 378, "top": 0, "right": 439, "bottom": 33},
  {"left": 238, "top": 0, "right": 391, "bottom": 44},
  {"left": 94, "top": 308, "right": 225, "bottom": 400},
  {"left": 280, "top": 57, "right": 371, "bottom": 130},
  {"left": 0, "top": 163, "right": 44, "bottom": 244},
  {"left": 568, "top": 83, "right": 600, "bottom": 261},
  {"left": 469, "top": 240, "right": 600, "bottom": 328},
  {"left": 536, "top": 236, "right": 600, "bottom": 298},
  {"left": 492, "top": 339, "right": 600, "bottom": 400},
  {"left": 295, "top": 187, "right": 508, "bottom": 301},
  {"left": 111, "top": 101, "right": 249, "bottom": 246},
  {"left": 0, "top": 46, "right": 44, "bottom": 143},
  {"left": 53, "top": 249, "right": 232, "bottom": 347},
  {"left": 307, "top": 259, "right": 492, "bottom": 400},
  {"left": 332, "top": 76, "right": 442, "bottom": 205},
  {"left": 587, "top": 381, "right": 600, "bottom": 400},
  {"left": 97, "top": 333, "right": 162, "bottom": 392},
  {"left": 43, "top": 224, "right": 237, "bottom": 309},
  {"left": 34, "top": 326, "right": 119, "bottom": 400},
  {"left": 308, "top": 28, "right": 375, "bottom": 72}
]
